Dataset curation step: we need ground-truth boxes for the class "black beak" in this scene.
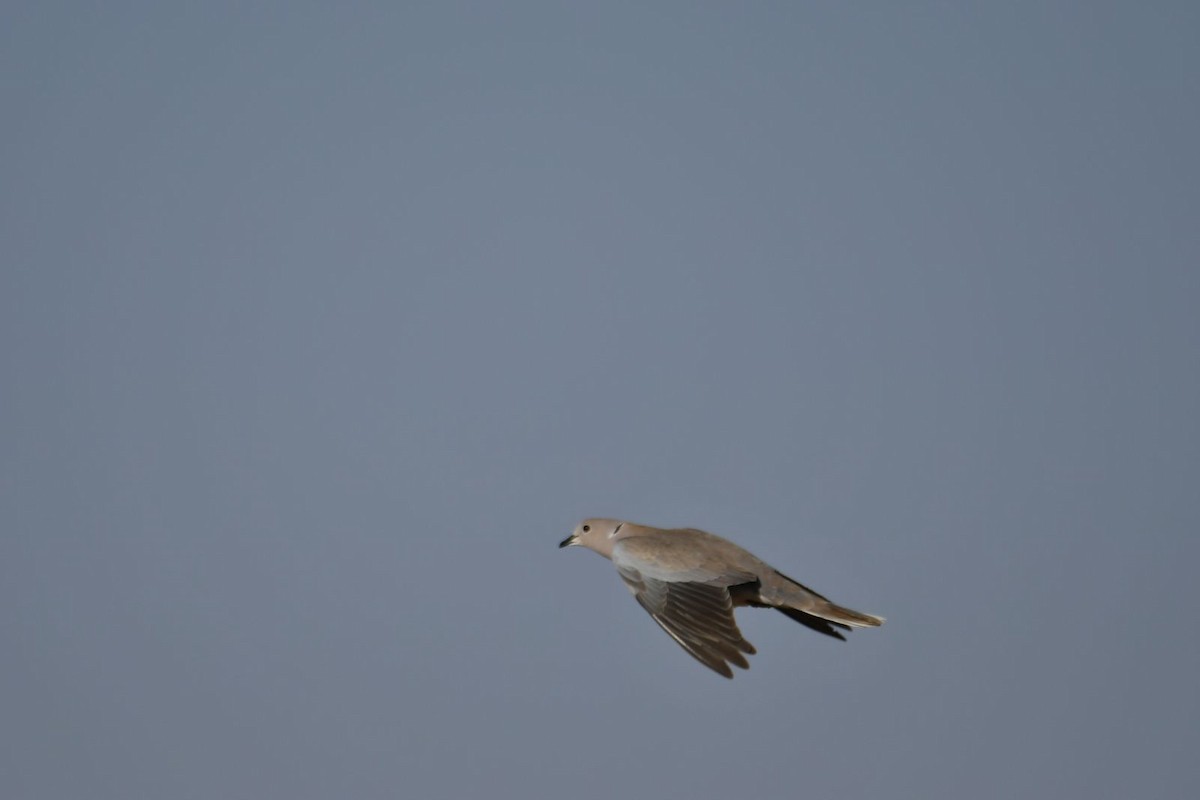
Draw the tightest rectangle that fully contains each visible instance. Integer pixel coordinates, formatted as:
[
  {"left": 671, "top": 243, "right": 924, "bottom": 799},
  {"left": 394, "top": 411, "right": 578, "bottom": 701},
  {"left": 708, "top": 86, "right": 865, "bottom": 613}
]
[{"left": 558, "top": 534, "right": 577, "bottom": 548}]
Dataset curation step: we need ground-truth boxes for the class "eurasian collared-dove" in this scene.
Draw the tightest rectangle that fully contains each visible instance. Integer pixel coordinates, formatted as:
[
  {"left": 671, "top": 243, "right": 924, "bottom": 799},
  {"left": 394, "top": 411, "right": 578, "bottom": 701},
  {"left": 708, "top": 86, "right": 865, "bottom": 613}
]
[{"left": 559, "top": 519, "right": 884, "bottom": 678}]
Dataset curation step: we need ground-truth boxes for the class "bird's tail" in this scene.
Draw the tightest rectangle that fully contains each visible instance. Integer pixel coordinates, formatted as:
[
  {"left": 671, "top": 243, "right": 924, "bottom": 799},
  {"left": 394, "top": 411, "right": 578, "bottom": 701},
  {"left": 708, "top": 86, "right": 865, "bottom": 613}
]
[
  {"left": 772, "top": 570, "right": 886, "bottom": 629},
  {"left": 803, "top": 598, "right": 885, "bottom": 628}
]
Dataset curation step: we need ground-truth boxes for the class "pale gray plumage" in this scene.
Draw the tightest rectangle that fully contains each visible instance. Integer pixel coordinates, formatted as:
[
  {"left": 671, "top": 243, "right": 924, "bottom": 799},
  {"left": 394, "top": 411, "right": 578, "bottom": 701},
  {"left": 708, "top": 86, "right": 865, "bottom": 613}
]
[{"left": 559, "top": 518, "right": 885, "bottom": 678}]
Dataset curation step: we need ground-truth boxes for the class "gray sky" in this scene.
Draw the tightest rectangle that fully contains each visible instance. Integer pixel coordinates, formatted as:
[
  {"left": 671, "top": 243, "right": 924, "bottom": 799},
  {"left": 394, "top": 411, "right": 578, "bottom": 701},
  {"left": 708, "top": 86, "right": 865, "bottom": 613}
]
[{"left": 3, "top": 3, "right": 1198, "bottom": 798}]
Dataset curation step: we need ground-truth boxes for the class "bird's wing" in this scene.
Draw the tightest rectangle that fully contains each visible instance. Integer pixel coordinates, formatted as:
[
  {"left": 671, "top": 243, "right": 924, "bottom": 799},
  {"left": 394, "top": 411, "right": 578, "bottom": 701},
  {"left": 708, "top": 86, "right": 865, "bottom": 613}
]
[{"left": 613, "top": 562, "right": 757, "bottom": 679}]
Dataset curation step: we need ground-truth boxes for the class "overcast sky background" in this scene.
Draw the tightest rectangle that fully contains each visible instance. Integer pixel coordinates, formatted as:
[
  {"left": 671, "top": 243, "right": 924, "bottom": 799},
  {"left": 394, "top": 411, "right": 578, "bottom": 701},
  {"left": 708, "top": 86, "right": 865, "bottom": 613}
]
[{"left": 3, "top": 3, "right": 1198, "bottom": 798}]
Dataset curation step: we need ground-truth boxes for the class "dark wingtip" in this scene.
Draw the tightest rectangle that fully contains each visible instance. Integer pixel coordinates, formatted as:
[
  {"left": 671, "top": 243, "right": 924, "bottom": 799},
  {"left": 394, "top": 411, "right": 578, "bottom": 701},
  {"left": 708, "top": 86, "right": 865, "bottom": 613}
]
[{"left": 776, "top": 607, "right": 850, "bottom": 641}]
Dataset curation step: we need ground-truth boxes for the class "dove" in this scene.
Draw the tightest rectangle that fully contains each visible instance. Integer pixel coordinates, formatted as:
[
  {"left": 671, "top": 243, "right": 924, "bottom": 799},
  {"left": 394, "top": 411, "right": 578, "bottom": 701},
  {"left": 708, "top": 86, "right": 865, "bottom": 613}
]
[{"left": 559, "top": 519, "right": 884, "bottom": 678}]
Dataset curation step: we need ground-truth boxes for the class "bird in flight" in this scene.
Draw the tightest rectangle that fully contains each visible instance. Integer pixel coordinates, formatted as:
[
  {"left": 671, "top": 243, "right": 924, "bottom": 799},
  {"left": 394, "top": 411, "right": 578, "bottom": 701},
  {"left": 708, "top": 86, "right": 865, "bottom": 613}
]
[{"left": 560, "top": 518, "right": 884, "bottom": 678}]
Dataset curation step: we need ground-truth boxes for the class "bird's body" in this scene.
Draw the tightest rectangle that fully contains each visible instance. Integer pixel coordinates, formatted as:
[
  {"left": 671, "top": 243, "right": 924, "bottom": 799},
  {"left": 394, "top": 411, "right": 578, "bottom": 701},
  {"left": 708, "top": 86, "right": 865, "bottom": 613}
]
[{"left": 560, "top": 519, "right": 884, "bottom": 678}]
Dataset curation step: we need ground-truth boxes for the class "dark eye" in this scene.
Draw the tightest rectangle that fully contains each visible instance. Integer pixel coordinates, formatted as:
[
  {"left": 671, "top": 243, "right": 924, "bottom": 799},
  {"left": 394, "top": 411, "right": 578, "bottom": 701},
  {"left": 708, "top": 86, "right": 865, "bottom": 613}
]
[{"left": 582, "top": 525, "right": 590, "bottom": 532}]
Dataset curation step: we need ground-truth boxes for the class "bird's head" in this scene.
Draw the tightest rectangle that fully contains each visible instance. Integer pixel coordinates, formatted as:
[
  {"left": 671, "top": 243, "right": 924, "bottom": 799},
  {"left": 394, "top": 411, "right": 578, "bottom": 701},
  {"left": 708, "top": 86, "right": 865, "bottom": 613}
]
[{"left": 559, "top": 518, "right": 628, "bottom": 559}]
